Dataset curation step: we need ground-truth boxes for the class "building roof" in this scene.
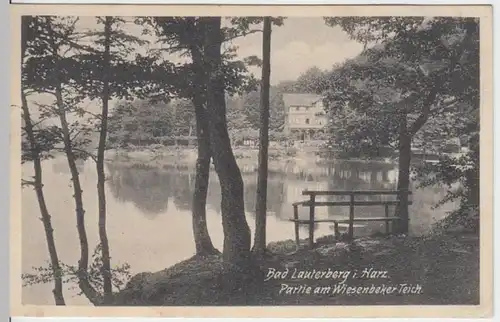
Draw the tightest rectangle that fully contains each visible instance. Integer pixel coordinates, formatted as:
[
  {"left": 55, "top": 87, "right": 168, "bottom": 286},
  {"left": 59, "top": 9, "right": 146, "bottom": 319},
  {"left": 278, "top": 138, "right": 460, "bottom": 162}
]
[{"left": 282, "top": 93, "right": 322, "bottom": 107}]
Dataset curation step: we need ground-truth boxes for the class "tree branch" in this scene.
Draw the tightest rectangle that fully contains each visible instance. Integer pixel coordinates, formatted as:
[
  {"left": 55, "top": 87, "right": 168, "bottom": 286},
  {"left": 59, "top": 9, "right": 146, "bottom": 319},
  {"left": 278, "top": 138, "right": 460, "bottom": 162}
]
[
  {"left": 78, "top": 109, "right": 103, "bottom": 120},
  {"left": 30, "top": 118, "right": 46, "bottom": 129},
  {"left": 224, "top": 29, "right": 263, "bottom": 42},
  {"left": 408, "top": 20, "right": 476, "bottom": 136},
  {"left": 55, "top": 147, "right": 97, "bottom": 162},
  {"left": 408, "top": 86, "right": 438, "bottom": 135}
]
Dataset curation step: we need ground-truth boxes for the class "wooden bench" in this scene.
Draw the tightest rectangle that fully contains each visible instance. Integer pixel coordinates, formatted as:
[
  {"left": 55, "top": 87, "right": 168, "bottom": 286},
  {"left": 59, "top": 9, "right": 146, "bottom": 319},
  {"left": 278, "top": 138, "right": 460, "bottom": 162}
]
[{"left": 291, "top": 190, "right": 412, "bottom": 249}]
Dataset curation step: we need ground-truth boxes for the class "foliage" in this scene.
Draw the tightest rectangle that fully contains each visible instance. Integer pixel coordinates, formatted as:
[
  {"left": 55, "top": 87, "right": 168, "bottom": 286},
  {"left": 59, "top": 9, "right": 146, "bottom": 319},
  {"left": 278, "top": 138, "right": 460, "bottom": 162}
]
[
  {"left": 22, "top": 16, "right": 99, "bottom": 161},
  {"left": 170, "top": 99, "right": 196, "bottom": 136},
  {"left": 99, "top": 18, "right": 290, "bottom": 150},
  {"left": 22, "top": 244, "right": 132, "bottom": 296},
  {"left": 415, "top": 129, "right": 479, "bottom": 218},
  {"left": 273, "top": 66, "right": 331, "bottom": 94},
  {"left": 321, "top": 17, "right": 480, "bottom": 225},
  {"left": 137, "top": 17, "right": 271, "bottom": 101},
  {"left": 326, "top": 104, "right": 397, "bottom": 157},
  {"left": 320, "top": 17, "right": 479, "bottom": 152},
  {"left": 21, "top": 124, "right": 63, "bottom": 164},
  {"left": 108, "top": 99, "right": 173, "bottom": 146},
  {"left": 108, "top": 98, "right": 198, "bottom": 147},
  {"left": 226, "top": 95, "right": 251, "bottom": 132},
  {"left": 22, "top": 15, "right": 180, "bottom": 158},
  {"left": 240, "top": 87, "right": 285, "bottom": 131},
  {"left": 294, "top": 66, "right": 331, "bottom": 94}
]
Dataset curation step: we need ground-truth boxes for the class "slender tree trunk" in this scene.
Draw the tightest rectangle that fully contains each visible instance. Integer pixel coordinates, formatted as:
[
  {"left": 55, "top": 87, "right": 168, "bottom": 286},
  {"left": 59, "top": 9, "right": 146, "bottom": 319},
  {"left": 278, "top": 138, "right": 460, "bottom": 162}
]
[
  {"left": 252, "top": 17, "right": 272, "bottom": 255},
  {"left": 21, "top": 20, "right": 65, "bottom": 304},
  {"left": 188, "top": 34, "right": 219, "bottom": 257},
  {"left": 21, "top": 92, "right": 66, "bottom": 305},
  {"left": 203, "top": 17, "right": 251, "bottom": 265},
  {"left": 395, "top": 111, "right": 411, "bottom": 234},
  {"left": 56, "top": 86, "right": 101, "bottom": 305},
  {"left": 96, "top": 16, "right": 113, "bottom": 303},
  {"left": 47, "top": 19, "right": 101, "bottom": 305}
]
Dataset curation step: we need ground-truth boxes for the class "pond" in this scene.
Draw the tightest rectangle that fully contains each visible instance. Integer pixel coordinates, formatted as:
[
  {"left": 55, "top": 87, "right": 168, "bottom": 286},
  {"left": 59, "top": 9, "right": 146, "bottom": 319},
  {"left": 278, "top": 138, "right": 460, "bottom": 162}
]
[{"left": 21, "top": 155, "right": 457, "bottom": 305}]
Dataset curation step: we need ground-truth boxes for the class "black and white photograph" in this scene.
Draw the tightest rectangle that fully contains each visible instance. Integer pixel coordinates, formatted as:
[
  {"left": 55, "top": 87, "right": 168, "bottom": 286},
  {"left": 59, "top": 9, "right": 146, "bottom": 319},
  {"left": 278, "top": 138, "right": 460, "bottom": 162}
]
[{"left": 12, "top": 4, "right": 493, "bottom": 317}]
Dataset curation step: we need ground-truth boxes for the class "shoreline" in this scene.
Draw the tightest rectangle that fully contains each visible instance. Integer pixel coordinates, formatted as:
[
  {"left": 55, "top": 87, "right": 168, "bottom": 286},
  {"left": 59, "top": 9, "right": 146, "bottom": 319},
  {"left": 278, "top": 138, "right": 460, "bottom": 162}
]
[{"left": 104, "top": 146, "right": 398, "bottom": 171}]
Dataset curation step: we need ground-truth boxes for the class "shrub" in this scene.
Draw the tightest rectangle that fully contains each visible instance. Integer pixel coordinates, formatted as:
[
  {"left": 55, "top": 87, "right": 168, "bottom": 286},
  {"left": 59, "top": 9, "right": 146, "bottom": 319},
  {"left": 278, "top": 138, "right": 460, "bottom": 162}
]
[{"left": 22, "top": 244, "right": 132, "bottom": 298}]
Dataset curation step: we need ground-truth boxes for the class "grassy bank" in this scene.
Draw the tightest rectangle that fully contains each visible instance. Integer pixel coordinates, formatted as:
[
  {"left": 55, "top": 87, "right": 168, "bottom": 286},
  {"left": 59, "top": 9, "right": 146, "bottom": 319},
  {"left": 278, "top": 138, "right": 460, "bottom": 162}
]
[{"left": 113, "top": 227, "right": 479, "bottom": 306}]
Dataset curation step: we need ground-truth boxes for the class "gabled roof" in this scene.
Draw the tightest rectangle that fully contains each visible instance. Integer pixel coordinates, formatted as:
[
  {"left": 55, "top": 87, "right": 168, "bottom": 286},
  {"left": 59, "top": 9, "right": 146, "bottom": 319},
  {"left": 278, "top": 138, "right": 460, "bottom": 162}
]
[{"left": 282, "top": 93, "right": 322, "bottom": 107}]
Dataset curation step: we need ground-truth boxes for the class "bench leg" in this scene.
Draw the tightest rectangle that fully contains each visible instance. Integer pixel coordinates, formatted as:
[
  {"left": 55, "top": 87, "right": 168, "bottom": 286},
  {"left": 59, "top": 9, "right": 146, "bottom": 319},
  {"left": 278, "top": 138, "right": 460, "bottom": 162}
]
[
  {"left": 385, "top": 204, "right": 390, "bottom": 235},
  {"left": 308, "top": 196, "right": 316, "bottom": 249},
  {"left": 293, "top": 204, "right": 299, "bottom": 247},
  {"left": 334, "top": 222, "right": 340, "bottom": 241},
  {"left": 294, "top": 221, "right": 299, "bottom": 247}
]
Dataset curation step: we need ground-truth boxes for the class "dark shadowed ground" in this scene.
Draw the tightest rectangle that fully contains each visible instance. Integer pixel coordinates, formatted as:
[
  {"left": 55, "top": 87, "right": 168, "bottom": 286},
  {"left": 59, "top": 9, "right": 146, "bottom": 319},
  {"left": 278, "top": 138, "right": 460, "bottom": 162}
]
[{"left": 113, "top": 230, "right": 479, "bottom": 306}]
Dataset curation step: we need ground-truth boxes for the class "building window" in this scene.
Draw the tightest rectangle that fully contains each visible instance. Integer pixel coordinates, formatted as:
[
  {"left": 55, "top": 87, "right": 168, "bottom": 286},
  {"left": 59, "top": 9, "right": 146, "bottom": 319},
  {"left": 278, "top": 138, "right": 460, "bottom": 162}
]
[{"left": 305, "top": 118, "right": 310, "bottom": 124}]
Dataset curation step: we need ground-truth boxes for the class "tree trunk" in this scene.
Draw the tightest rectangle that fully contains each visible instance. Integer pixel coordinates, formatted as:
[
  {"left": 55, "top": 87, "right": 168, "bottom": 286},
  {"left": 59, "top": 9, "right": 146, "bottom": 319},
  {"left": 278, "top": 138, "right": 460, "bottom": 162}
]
[
  {"left": 21, "top": 91, "right": 66, "bottom": 306},
  {"left": 252, "top": 17, "right": 272, "bottom": 255},
  {"left": 191, "top": 105, "right": 219, "bottom": 256},
  {"left": 395, "top": 111, "right": 411, "bottom": 234},
  {"left": 47, "top": 19, "right": 101, "bottom": 305},
  {"left": 56, "top": 86, "right": 101, "bottom": 305},
  {"left": 188, "top": 30, "right": 219, "bottom": 257},
  {"left": 96, "top": 16, "right": 113, "bottom": 303},
  {"left": 21, "top": 20, "right": 65, "bottom": 305},
  {"left": 203, "top": 17, "right": 251, "bottom": 265}
]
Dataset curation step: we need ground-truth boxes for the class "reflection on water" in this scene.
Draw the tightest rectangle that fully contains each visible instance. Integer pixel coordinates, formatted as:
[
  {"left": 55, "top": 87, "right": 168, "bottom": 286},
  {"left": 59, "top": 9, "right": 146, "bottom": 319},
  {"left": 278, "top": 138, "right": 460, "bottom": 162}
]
[
  {"left": 105, "top": 160, "right": 455, "bottom": 236},
  {"left": 107, "top": 165, "right": 172, "bottom": 217},
  {"left": 106, "top": 163, "right": 290, "bottom": 221},
  {"left": 22, "top": 156, "right": 457, "bottom": 305}
]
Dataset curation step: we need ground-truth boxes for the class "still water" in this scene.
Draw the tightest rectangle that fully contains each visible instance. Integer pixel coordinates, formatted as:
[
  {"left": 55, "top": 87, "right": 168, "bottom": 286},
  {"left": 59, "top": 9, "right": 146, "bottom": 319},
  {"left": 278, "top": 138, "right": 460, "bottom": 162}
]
[{"left": 21, "top": 156, "right": 457, "bottom": 305}]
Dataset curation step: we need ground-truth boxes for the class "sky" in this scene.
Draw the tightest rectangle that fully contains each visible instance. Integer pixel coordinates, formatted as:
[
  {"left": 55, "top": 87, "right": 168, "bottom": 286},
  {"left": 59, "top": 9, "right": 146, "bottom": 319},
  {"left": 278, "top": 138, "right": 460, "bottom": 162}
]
[
  {"left": 229, "top": 17, "right": 364, "bottom": 84},
  {"left": 76, "top": 16, "right": 364, "bottom": 85}
]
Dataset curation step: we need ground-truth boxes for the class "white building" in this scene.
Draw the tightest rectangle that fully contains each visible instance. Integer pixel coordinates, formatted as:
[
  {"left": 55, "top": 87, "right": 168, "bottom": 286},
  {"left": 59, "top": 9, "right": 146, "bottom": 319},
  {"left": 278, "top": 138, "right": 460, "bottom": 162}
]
[{"left": 283, "top": 93, "right": 328, "bottom": 140}]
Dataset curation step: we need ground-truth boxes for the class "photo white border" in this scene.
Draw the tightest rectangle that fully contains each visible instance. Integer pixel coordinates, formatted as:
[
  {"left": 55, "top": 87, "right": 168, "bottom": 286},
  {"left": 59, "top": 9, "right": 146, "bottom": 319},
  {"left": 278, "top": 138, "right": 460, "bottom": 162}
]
[{"left": 7, "top": 1, "right": 497, "bottom": 320}]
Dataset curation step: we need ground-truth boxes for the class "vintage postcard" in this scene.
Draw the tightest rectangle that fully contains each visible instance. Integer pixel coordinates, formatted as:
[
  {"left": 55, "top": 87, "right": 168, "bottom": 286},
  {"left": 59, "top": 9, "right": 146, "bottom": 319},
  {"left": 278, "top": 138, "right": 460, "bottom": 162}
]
[{"left": 10, "top": 3, "right": 493, "bottom": 318}]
